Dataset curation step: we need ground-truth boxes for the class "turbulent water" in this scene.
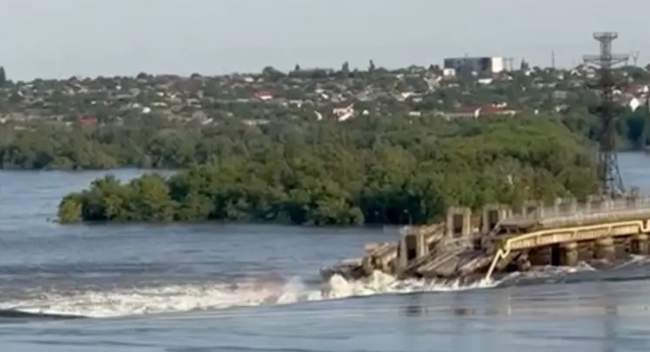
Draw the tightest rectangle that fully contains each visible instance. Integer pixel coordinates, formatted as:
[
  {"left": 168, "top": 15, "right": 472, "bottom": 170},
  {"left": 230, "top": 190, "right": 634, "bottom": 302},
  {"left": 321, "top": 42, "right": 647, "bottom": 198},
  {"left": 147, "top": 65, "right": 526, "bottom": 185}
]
[{"left": 0, "top": 153, "right": 649, "bottom": 351}]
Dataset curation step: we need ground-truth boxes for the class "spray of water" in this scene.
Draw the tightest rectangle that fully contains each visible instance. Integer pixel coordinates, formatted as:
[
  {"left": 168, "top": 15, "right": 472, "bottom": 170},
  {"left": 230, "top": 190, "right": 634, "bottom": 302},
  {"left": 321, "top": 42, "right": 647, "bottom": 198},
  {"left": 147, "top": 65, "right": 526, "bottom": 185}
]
[
  {"left": 0, "top": 272, "right": 499, "bottom": 318},
  {"left": 4, "top": 256, "right": 634, "bottom": 319}
]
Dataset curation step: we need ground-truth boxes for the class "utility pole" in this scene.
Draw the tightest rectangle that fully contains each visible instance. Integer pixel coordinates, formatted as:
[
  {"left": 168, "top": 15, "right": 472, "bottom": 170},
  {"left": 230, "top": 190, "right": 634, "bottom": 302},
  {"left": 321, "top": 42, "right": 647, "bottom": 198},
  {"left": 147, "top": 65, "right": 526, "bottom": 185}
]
[{"left": 584, "top": 32, "right": 629, "bottom": 197}]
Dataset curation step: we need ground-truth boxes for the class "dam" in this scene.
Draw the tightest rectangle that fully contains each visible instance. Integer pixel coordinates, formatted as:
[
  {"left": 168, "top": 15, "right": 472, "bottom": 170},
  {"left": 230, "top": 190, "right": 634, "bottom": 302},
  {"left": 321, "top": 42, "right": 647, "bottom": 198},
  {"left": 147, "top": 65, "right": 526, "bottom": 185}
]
[{"left": 322, "top": 195, "right": 650, "bottom": 282}]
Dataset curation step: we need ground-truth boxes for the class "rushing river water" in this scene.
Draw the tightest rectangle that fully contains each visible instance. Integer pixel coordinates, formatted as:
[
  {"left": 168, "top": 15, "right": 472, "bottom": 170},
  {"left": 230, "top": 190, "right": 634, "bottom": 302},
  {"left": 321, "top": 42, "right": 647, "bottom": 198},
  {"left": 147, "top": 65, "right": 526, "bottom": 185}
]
[{"left": 0, "top": 153, "right": 649, "bottom": 351}]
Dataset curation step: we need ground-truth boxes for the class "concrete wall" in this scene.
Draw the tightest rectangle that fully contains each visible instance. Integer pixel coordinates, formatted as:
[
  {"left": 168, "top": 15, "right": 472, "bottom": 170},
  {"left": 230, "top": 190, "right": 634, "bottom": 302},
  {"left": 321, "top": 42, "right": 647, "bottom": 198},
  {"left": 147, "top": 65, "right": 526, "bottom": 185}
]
[
  {"left": 521, "top": 200, "right": 544, "bottom": 218},
  {"left": 398, "top": 232, "right": 429, "bottom": 271},
  {"left": 482, "top": 204, "right": 511, "bottom": 233},
  {"left": 554, "top": 197, "right": 578, "bottom": 214},
  {"left": 446, "top": 207, "right": 472, "bottom": 238}
]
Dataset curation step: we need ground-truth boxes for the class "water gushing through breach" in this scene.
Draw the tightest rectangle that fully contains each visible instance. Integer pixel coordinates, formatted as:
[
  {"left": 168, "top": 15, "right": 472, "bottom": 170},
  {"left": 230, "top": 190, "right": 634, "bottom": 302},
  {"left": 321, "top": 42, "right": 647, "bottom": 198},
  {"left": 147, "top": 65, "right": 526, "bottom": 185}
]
[{"left": 0, "top": 273, "right": 499, "bottom": 319}]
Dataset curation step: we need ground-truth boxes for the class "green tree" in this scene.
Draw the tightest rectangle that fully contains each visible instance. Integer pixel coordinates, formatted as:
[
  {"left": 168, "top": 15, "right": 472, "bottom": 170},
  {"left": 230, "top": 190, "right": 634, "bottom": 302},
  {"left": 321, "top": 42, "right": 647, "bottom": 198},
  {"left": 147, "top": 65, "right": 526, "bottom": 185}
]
[
  {"left": 341, "top": 61, "right": 350, "bottom": 76},
  {"left": 58, "top": 118, "right": 599, "bottom": 226},
  {"left": 130, "top": 174, "right": 175, "bottom": 221},
  {"left": 261, "top": 66, "right": 285, "bottom": 82},
  {"left": 368, "top": 60, "right": 376, "bottom": 73},
  {"left": 58, "top": 194, "right": 83, "bottom": 223}
]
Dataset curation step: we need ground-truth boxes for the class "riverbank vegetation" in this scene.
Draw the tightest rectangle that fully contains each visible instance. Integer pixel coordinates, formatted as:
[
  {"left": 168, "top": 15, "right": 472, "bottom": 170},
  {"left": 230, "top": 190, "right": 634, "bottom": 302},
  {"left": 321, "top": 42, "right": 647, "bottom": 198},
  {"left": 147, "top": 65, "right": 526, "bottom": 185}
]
[
  {"left": 0, "top": 108, "right": 647, "bottom": 170},
  {"left": 58, "top": 117, "right": 599, "bottom": 225},
  {"left": 2, "top": 63, "right": 650, "bottom": 171}
]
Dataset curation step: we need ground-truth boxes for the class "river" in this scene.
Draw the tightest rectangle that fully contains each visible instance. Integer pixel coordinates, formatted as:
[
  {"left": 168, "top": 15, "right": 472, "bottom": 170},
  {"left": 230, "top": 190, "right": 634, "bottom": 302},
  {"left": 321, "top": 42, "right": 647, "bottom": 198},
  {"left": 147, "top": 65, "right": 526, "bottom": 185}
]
[{"left": 0, "top": 153, "right": 649, "bottom": 351}]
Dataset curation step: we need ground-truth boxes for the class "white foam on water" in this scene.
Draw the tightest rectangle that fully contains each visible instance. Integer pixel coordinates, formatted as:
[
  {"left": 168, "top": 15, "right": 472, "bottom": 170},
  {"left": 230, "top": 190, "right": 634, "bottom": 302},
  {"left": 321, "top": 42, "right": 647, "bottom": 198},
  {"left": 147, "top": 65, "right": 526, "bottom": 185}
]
[
  {"left": 323, "top": 271, "right": 499, "bottom": 299},
  {"left": 0, "top": 272, "right": 500, "bottom": 318},
  {"left": 6, "top": 258, "right": 640, "bottom": 319},
  {"left": 0, "top": 279, "right": 319, "bottom": 318}
]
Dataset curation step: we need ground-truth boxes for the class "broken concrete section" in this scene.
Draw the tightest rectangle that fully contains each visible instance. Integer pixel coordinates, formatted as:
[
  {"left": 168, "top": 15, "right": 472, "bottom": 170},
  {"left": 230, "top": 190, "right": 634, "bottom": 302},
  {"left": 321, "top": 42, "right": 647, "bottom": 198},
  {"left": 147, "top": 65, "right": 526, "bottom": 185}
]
[{"left": 321, "top": 196, "right": 650, "bottom": 283}]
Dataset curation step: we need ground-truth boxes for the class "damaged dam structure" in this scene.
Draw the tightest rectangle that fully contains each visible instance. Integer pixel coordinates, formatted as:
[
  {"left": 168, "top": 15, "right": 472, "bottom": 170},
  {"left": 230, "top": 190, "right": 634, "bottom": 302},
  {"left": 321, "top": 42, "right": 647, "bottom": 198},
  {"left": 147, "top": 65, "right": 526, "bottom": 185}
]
[{"left": 322, "top": 195, "right": 650, "bottom": 283}]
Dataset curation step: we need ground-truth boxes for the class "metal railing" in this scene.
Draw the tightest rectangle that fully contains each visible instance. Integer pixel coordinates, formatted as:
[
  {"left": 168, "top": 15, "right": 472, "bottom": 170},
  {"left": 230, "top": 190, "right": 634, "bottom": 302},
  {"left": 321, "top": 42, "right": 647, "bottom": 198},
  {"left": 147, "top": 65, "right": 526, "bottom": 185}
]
[{"left": 504, "top": 197, "right": 650, "bottom": 224}]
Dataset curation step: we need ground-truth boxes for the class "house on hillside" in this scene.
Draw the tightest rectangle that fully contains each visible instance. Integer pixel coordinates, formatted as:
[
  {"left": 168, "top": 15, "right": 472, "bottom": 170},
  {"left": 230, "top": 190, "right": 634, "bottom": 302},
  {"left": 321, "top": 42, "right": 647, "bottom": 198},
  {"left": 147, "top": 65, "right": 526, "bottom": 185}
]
[
  {"left": 333, "top": 104, "right": 355, "bottom": 122},
  {"left": 254, "top": 91, "right": 274, "bottom": 101},
  {"left": 479, "top": 105, "right": 518, "bottom": 117},
  {"left": 442, "top": 104, "right": 518, "bottom": 120},
  {"left": 79, "top": 116, "right": 98, "bottom": 127}
]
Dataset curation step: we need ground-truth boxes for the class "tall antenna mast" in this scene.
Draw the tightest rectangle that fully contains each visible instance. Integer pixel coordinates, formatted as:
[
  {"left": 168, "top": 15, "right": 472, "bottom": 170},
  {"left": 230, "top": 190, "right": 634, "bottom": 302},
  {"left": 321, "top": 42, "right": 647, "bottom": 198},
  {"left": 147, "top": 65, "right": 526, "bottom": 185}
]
[
  {"left": 584, "top": 32, "right": 629, "bottom": 197},
  {"left": 552, "top": 50, "right": 556, "bottom": 69}
]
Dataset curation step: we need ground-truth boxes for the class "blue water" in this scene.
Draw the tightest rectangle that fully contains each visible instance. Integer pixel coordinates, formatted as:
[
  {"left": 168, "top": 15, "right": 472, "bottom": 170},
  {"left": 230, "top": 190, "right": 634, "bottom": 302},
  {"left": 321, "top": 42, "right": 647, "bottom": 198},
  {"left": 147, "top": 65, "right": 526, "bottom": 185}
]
[{"left": 0, "top": 153, "right": 649, "bottom": 352}]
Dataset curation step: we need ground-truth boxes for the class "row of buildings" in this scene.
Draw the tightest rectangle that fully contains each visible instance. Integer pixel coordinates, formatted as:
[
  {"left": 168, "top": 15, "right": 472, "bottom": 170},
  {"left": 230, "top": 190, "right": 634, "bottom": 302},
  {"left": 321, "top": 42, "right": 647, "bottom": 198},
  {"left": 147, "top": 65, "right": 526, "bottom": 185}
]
[{"left": 0, "top": 57, "right": 647, "bottom": 127}]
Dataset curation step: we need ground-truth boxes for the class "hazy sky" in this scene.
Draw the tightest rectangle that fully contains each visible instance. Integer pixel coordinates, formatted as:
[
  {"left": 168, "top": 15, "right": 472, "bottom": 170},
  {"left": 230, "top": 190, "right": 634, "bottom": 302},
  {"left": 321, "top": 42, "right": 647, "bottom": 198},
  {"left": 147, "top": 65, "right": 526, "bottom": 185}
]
[{"left": 0, "top": 0, "right": 647, "bottom": 80}]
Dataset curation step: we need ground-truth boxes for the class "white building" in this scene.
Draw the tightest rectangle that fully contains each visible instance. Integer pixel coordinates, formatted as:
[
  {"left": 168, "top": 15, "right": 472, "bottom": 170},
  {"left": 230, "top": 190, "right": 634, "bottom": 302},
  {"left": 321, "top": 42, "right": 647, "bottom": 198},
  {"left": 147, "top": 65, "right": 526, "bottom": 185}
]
[
  {"left": 333, "top": 104, "right": 355, "bottom": 122},
  {"left": 442, "top": 68, "right": 457, "bottom": 78},
  {"left": 443, "top": 57, "right": 506, "bottom": 75},
  {"left": 629, "top": 98, "right": 641, "bottom": 112}
]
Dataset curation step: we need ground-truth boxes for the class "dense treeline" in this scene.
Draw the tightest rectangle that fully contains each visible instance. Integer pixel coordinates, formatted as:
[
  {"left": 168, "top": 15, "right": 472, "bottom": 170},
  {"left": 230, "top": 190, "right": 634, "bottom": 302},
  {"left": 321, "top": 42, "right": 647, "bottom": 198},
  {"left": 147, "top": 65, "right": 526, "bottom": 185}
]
[
  {"left": 562, "top": 108, "right": 650, "bottom": 150},
  {"left": 59, "top": 117, "right": 599, "bottom": 225},
  {"left": 0, "top": 108, "right": 648, "bottom": 170},
  {"left": 0, "top": 117, "right": 206, "bottom": 169}
]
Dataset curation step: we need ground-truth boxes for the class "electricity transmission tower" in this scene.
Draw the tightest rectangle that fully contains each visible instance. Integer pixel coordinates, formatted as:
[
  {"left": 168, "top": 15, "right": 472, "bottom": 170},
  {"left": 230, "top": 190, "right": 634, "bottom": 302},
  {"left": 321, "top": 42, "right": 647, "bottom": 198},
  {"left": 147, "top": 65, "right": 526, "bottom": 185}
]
[{"left": 583, "top": 32, "right": 629, "bottom": 198}]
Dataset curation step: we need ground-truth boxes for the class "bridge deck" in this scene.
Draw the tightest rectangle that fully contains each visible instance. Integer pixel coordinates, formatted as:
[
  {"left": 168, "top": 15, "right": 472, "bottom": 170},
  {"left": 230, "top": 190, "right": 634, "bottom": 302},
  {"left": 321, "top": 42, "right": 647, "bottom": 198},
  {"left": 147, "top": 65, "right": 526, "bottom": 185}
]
[{"left": 485, "top": 216, "right": 650, "bottom": 281}]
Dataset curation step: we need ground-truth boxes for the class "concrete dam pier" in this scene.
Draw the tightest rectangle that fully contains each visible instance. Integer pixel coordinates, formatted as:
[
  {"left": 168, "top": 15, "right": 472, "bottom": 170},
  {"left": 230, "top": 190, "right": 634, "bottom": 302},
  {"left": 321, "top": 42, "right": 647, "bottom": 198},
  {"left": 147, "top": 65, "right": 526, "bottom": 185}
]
[{"left": 321, "top": 195, "right": 650, "bottom": 282}]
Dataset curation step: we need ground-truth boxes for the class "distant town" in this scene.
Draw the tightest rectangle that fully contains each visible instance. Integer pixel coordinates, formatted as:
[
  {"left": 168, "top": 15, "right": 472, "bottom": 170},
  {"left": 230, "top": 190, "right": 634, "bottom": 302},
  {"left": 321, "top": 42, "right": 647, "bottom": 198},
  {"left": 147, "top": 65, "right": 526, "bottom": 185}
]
[{"left": 0, "top": 56, "right": 649, "bottom": 130}]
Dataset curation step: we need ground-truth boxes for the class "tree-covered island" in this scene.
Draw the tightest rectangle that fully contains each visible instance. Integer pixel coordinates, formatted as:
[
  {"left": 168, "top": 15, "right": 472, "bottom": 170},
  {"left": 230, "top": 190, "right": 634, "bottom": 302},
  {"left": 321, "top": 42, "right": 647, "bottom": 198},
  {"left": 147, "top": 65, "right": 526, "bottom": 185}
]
[{"left": 58, "top": 117, "right": 598, "bottom": 226}]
